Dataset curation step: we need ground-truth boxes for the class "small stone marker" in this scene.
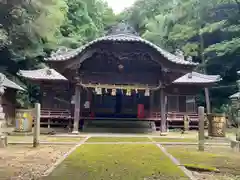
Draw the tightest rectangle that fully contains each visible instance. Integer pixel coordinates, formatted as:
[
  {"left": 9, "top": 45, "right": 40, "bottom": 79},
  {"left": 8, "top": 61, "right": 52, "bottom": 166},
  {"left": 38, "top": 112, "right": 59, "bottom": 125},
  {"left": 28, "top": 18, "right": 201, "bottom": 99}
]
[
  {"left": 198, "top": 106, "right": 205, "bottom": 151},
  {"left": 183, "top": 115, "right": 190, "bottom": 133},
  {"left": 230, "top": 140, "right": 240, "bottom": 152},
  {"left": 33, "top": 103, "right": 40, "bottom": 147}
]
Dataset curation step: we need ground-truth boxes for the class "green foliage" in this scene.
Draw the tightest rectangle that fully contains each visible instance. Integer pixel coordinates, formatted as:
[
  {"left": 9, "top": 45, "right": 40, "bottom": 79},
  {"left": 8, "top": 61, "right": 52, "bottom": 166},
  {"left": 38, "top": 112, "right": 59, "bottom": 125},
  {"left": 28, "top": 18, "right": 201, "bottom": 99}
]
[
  {"left": 0, "top": 0, "right": 118, "bottom": 108},
  {"left": 124, "top": 0, "right": 240, "bottom": 110},
  {"left": 0, "top": 0, "right": 68, "bottom": 60},
  {"left": 59, "top": 0, "right": 116, "bottom": 48}
]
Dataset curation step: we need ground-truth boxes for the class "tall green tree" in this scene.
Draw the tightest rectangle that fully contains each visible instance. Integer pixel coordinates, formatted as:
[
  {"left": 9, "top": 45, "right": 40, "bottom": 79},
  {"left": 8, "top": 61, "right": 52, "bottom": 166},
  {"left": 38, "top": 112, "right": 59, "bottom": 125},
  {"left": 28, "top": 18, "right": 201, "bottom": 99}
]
[
  {"left": 123, "top": 0, "right": 240, "bottom": 111},
  {"left": 0, "top": 0, "right": 68, "bottom": 61},
  {"left": 59, "top": 0, "right": 117, "bottom": 48}
]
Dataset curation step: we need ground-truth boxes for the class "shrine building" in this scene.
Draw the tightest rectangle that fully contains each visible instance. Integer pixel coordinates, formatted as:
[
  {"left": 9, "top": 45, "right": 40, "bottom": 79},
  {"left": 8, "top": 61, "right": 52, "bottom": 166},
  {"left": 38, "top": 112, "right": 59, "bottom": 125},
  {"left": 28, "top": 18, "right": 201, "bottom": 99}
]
[{"left": 18, "top": 23, "right": 221, "bottom": 133}]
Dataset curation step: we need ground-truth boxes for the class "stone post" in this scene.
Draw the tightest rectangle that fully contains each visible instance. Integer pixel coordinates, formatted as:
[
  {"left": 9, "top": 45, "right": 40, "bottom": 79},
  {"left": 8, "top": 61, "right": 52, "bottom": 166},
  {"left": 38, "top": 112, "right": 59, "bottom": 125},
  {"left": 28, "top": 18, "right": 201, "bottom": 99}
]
[
  {"left": 33, "top": 103, "right": 40, "bottom": 147},
  {"left": 198, "top": 106, "right": 205, "bottom": 151},
  {"left": 0, "top": 74, "right": 5, "bottom": 131},
  {"left": 236, "top": 78, "right": 240, "bottom": 141},
  {"left": 0, "top": 74, "right": 7, "bottom": 148}
]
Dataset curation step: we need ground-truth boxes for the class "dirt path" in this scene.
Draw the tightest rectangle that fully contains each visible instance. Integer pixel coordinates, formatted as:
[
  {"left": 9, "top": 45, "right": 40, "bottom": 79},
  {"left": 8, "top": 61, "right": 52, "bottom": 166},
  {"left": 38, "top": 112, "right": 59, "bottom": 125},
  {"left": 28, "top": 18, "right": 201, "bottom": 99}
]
[{"left": 0, "top": 145, "right": 73, "bottom": 180}]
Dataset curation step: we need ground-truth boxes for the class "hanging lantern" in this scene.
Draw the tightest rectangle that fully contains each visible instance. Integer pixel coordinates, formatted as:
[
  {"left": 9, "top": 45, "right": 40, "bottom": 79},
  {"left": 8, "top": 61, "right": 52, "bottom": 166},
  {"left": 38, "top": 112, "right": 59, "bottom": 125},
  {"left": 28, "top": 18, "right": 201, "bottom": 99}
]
[
  {"left": 144, "top": 89, "right": 150, "bottom": 96},
  {"left": 71, "top": 95, "right": 76, "bottom": 104},
  {"left": 105, "top": 88, "right": 108, "bottom": 94},
  {"left": 111, "top": 88, "right": 116, "bottom": 96},
  {"left": 135, "top": 88, "right": 138, "bottom": 94},
  {"left": 120, "top": 88, "right": 124, "bottom": 94},
  {"left": 126, "top": 88, "right": 131, "bottom": 96},
  {"left": 95, "top": 87, "right": 102, "bottom": 95}
]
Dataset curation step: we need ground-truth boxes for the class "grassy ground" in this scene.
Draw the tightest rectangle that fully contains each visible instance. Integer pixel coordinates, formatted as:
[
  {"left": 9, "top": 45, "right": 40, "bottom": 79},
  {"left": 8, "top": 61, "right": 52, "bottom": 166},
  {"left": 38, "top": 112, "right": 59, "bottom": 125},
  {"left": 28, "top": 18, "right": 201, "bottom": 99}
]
[
  {"left": 165, "top": 145, "right": 240, "bottom": 178},
  {"left": 7, "top": 135, "right": 84, "bottom": 143},
  {"left": 44, "top": 144, "right": 188, "bottom": 180},
  {"left": 86, "top": 137, "right": 151, "bottom": 142},
  {"left": 152, "top": 137, "right": 197, "bottom": 143}
]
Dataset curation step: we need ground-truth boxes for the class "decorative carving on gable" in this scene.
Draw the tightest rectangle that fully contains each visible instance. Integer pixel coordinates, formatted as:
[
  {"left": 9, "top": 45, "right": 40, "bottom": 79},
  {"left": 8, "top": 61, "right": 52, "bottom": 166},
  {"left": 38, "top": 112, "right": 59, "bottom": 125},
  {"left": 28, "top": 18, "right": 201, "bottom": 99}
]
[{"left": 50, "top": 47, "right": 73, "bottom": 57}]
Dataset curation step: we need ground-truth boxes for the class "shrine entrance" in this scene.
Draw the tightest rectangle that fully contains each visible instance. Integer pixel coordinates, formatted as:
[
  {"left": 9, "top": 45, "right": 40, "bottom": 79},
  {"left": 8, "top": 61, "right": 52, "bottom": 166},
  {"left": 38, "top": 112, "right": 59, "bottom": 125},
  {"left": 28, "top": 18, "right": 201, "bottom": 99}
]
[{"left": 91, "top": 90, "right": 150, "bottom": 119}]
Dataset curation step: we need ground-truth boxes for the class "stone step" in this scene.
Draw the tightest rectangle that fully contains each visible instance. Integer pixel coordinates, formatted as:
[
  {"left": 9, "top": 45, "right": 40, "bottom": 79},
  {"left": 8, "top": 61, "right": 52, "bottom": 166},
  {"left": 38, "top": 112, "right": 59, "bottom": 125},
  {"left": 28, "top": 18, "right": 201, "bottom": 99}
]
[{"left": 83, "top": 120, "right": 155, "bottom": 133}]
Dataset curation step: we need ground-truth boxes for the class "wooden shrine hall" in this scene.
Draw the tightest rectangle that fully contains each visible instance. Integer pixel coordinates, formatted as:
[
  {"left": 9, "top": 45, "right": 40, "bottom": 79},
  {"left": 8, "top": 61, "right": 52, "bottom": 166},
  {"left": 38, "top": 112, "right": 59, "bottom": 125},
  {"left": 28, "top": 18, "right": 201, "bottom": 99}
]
[{"left": 18, "top": 23, "right": 221, "bottom": 133}]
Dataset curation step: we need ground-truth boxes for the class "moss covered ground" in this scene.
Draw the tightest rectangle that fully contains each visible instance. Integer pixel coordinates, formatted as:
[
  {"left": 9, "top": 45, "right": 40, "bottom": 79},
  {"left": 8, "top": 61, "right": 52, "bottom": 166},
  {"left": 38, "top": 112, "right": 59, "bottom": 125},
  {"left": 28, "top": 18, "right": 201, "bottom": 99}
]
[
  {"left": 165, "top": 145, "right": 240, "bottom": 177},
  {"left": 44, "top": 144, "right": 188, "bottom": 180}
]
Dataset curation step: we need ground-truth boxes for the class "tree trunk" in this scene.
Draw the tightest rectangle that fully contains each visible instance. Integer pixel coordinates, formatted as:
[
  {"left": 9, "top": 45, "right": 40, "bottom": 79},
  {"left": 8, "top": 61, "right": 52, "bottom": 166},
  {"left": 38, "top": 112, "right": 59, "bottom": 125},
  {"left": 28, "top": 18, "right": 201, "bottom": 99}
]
[{"left": 199, "top": 30, "right": 211, "bottom": 114}]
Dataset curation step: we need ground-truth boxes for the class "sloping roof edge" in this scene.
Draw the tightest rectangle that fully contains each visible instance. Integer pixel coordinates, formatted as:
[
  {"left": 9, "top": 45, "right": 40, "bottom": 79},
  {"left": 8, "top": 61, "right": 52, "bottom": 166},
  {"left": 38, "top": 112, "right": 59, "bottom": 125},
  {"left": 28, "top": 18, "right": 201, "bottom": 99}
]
[
  {"left": 173, "top": 72, "right": 221, "bottom": 84},
  {"left": 44, "top": 34, "right": 198, "bottom": 66},
  {"left": 229, "top": 92, "right": 240, "bottom": 99},
  {"left": 0, "top": 73, "right": 25, "bottom": 91},
  {"left": 18, "top": 68, "right": 68, "bottom": 81}
]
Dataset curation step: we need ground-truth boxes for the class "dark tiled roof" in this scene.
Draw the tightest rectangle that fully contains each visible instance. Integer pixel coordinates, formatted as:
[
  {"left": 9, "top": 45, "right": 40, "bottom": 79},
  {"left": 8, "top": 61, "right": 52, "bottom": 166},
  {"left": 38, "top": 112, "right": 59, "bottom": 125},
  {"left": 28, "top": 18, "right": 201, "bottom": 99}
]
[
  {"left": 45, "top": 34, "right": 198, "bottom": 66},
  {"left": 173, "top": 72, "right": 221, "bottom": 84},
  {"left": 18, "top": 68, "right": 68, "bottom": 81},
  {"left": 0, "top": 73, "right": 25, "bottom": 91}
]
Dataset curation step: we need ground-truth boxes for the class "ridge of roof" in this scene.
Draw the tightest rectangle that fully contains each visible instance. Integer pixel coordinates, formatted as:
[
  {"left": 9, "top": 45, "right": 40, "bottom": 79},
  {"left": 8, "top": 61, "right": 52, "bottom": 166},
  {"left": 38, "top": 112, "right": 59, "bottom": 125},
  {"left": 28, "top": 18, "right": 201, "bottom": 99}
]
[{"left": 45, "top": 34, "right": 198, "bottom": 66}]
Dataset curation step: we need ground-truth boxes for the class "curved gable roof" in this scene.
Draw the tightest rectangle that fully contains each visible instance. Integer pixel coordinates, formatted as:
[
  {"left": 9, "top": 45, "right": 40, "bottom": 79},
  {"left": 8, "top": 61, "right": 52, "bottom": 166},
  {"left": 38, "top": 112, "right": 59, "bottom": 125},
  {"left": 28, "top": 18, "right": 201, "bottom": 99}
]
[{"left": 44, "top": 34, "right": 198, "bottom": 67}]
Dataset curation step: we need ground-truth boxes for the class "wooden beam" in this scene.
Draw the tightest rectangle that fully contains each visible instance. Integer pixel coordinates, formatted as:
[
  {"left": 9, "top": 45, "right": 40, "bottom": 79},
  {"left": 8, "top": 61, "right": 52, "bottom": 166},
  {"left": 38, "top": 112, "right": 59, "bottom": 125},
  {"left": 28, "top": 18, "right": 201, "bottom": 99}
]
[
  {"left": 81, "top": 83, "right": 157, "bottom": 90},
  {"left": 72, "top": 85, "right": 81, "bottom": 134}
]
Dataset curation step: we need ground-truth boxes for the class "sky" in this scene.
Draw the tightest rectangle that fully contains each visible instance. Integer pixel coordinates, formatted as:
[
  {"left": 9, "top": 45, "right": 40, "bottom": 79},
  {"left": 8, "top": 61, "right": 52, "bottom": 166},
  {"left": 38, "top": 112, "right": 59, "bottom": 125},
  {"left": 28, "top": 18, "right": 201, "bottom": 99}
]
[{"left": 105, "top": 0, "right": 137, "bottom": 14}]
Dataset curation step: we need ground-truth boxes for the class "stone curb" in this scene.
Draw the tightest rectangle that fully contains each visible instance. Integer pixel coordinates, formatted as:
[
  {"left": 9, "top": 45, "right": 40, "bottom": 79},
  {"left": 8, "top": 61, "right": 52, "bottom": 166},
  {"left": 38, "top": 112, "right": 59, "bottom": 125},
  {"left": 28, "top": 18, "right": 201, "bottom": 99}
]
[
  {"left": 42, "top": 136, "right": 91, "bottom": 177},
  {"left": 52, "top": 134, "right": 197, "bottom": 138},
  {"left": 155, "top": 144, "right": 197, "bottom": 180},
  {"left": 8, "top": 141, "right": 79, "bottom": 145},
  {"left": 7, "top": 141, "right": 230, "bottom": 146},
  {"left": 147, "top": 136, "right": 196, "bottom": 180}
]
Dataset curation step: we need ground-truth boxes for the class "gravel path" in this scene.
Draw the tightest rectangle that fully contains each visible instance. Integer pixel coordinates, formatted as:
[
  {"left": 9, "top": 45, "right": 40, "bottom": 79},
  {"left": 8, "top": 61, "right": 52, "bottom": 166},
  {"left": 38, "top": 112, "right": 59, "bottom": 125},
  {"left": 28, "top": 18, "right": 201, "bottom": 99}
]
[{"left": 0, "top": 145, "right": 73, "bottom": 180}]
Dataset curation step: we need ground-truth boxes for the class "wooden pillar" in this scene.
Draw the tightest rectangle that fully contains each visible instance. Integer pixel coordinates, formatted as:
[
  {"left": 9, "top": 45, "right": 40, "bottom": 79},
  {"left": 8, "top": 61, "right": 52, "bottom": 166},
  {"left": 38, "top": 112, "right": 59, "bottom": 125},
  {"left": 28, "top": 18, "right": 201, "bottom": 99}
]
[
  {"left": 205, "top": 88, "right": 211, "bottom": 114},
  {"left": 198, "top": 106, "right": 205, "bottom": 151},
  {"left": 47, "top": 119, "right": 50, "bottom": 129},
  {"left": 33, "top": 103, "right": 40, "bottom": 148},
  {"left": 160, "top": 88, "right": 167, "bottom": 133},
  {"left": 72, "top": 85, "right": 81, "bottom": 134}
]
